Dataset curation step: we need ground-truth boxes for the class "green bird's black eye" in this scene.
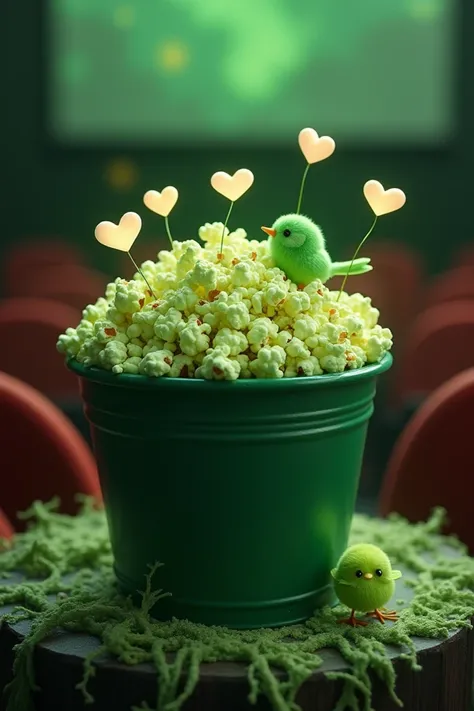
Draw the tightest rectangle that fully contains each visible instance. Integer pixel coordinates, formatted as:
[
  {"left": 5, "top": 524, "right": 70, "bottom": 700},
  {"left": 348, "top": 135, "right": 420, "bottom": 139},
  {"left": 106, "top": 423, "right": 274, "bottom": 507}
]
[
  {"left": 283, "top": 229, "right": 291, "bottom": 237},
  {"left": 375, "top": 569, "right": 383, "bottom": 577},
  {"left": 355, "top": 570, "right": 363, "bottom": 578}
]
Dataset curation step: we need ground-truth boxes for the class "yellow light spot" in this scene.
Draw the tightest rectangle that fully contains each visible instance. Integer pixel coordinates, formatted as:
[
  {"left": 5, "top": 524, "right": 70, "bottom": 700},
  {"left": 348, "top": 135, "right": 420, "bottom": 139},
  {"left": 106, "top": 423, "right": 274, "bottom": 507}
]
[
  {"left": 104, "top": 159, "right": 139, "bottom": 191},
  {"left": 156, "top": 41, "right": 189, "bottom": 72},
  {"left": 114, "top": 5, "right": 135, "bottom": 29}
]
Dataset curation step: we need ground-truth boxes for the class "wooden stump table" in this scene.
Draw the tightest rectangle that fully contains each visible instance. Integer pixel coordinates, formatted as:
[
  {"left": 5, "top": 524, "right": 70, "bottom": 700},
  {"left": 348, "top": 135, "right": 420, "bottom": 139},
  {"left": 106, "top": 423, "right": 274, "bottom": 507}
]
[{"left": 0, "top": 567, "right": 472, "bottom": 711}]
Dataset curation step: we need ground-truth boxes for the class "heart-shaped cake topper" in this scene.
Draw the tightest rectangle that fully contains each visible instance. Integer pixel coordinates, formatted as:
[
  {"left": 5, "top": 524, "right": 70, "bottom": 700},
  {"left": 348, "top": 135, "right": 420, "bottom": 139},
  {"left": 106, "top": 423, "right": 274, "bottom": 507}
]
[
  {"left": 298, "top": 128, "right": 336, "bottom": 164},
  {"left": 211, "top": 169, "right": 254, "bottom": 202},
  {"left": 95, "top": 212, "right": 142, "bottom": 252},
  {"left": 364, "top": 180, "right": 406, "bottom": 216},
  {"left": 143, "top": 186, "right": 179, "bottom": 217}
]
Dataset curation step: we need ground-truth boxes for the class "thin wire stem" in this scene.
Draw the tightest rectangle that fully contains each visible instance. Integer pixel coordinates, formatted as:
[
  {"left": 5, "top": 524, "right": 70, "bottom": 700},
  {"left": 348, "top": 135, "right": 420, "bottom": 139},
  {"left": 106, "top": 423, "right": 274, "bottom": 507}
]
[
  {"left": 220, "top": 201, "right": 234, "bottom": 255},
  {"left": 164, "top": 216, "right": 173, "bottom": 249},
  {"left": 127, "top": 251, "right": 156, "bottom": 299},
  {"left": 336, "top": 215, "right": 378, "bottom": 302},
  {"left": 296, "top": 163, "right": 310, "bottom": 215}
]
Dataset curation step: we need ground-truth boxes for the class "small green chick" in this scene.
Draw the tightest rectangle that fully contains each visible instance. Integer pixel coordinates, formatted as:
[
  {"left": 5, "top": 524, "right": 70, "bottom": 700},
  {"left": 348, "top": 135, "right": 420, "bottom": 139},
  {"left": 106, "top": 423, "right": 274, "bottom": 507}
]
[
  {"left": 331, "top": 543, "right": 402, "bottom": 627},
  {"left": 262, "top": 214, "right": 372, "bottom": 287}
]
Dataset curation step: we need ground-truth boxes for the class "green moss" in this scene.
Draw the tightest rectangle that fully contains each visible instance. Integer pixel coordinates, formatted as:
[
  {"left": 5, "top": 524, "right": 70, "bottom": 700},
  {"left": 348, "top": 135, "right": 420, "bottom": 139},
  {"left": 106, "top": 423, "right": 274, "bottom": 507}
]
[{"left": 0, "top": 500, "right": 473, "bottom": 711}]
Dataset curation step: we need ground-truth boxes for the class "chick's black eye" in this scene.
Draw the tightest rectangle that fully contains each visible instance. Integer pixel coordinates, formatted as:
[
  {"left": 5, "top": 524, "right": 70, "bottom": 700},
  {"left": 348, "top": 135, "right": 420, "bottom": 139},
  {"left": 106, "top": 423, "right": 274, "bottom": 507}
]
[
  {"left": 375, "top": 569, "right": 383, "bottom": 577},
  {"left": 355, "top": 570, "right": 363, "bottom": 578},
  {"left": 283, "top": 229, "right": 291, "bottom": 237}
]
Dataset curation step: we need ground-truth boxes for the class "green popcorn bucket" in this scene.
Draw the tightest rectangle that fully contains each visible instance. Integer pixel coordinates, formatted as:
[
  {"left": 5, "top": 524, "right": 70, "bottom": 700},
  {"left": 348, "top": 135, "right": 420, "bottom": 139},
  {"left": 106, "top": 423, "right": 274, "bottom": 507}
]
[{"left": 69, "top": 353, "right": 392, "bottom": 629}]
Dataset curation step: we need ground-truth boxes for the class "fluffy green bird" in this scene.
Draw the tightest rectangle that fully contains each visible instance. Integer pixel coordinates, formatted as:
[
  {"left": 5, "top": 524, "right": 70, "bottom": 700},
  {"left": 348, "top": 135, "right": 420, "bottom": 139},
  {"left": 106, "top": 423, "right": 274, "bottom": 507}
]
[
  {"left": 331, "top": 543, "right": 402, "bottom": 627},
  {"left": 262, "top": 214, "right": 372, "bottom": 287}
]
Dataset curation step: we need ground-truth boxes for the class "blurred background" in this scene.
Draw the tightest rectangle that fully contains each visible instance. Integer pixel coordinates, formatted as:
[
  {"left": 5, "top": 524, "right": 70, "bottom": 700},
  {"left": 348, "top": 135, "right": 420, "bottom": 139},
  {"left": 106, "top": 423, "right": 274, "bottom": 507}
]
[
  {"left": 2, "top": 0, "right": 468, "bottom": 273},
  {"left": 1, "top": 0, "right": 474, "bottom": 544}
]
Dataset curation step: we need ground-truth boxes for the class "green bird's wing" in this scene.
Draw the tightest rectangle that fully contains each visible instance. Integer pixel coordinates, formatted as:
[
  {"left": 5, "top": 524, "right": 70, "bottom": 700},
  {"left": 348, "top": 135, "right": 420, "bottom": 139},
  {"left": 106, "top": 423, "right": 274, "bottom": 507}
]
[
  {"left": 330, "top": 258, "right": 373, "bottom": 277},
  {"left": 331, "top": 569, "right": 355, "bottom": 587},
  {"left": 391, "top": 570, "right": 402, "bottom": 580}
]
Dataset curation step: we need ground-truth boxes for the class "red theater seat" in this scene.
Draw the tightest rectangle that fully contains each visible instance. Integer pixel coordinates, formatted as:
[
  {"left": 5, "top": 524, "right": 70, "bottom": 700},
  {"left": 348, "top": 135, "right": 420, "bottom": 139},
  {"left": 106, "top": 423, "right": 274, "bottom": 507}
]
[
  {"left": 17, "top": 264, "right": 108, "bottom": 313},
  {"left": 393, "top": 300, "right": 474, "bottom": 406},
  {"left": 380, "top": 368, "right": 474, "bottom": 552},
  {"left": 0, "top": 298, "right": 82, "bottom": 399},
  {"left": 0, "top": 371, "right": 101, "bottom": 529},
  {"left": 4, "top": 240, "right": 84, "bottom": 296},
  {"left": 0, "top": 508, "right": 14, "bottom": 540},
  {"left": 424, "top": 266, "right": 474, "bottom": 308}
]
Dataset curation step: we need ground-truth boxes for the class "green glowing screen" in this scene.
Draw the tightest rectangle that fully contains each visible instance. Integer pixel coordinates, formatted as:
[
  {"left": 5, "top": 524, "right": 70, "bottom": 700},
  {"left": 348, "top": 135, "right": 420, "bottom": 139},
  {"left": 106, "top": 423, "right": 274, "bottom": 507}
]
[{"left": 48, "top": 0, "right": 455, "bottom": 144}]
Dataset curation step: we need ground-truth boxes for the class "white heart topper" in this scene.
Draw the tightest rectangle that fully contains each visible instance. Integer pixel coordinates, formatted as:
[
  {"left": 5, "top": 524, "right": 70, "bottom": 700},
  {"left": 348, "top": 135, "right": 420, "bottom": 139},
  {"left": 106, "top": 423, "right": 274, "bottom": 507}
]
[
  {"left": 94, "top": 212, "right": 142, "bottom": 252},
  {"left": 364, "top": 180, "right": 406, "bottom": 216},
  {"left": 298, "top": 128, "right": 336, "bottom": 164},
  {"left": 211, "top": 169, "right": 254, "bottom": 201},
  {"left": 143, "top": 186, "right": 179, "bottom": 217}
]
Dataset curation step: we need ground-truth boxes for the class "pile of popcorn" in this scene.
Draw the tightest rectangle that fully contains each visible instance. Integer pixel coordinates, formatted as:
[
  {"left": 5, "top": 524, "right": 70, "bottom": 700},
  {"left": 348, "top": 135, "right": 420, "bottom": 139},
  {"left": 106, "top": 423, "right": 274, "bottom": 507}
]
[{"left": 57, "top": 223, "right": 392, "bottom": 380}]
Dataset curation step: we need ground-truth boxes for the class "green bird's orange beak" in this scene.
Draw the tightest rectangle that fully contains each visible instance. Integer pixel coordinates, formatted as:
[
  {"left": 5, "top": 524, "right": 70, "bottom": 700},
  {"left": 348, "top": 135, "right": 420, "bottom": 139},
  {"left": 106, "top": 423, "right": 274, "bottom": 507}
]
[{"left": 261, "top": 226, "right": 276, "bottom": 238}]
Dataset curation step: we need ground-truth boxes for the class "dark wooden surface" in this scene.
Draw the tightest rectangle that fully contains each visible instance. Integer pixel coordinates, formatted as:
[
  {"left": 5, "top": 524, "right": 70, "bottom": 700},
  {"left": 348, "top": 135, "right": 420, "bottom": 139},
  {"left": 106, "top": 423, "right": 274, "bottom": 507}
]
[
  {"left": 1, "top": 617, "right": 473, "bottom": 711},
  {"left": 0, "top": 564, "right": 473, "bottom": 711}
]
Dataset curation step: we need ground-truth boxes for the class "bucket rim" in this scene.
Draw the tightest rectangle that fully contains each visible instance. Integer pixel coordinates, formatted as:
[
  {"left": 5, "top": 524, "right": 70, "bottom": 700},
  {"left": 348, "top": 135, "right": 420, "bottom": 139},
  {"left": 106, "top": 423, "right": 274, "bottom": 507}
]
[{"left": 67, "top": 352, "right": 392, "bottom": 391}]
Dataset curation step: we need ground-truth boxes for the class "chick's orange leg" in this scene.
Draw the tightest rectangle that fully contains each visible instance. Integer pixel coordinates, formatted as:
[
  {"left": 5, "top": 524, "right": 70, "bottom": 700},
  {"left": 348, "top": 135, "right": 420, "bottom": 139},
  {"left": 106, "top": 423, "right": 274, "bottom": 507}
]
[
  {"left": 366, "top": 608, "right": 399, "bottom": 624},
  {"left": 337, "top": 610, "right": 368, "bottom": 627}
]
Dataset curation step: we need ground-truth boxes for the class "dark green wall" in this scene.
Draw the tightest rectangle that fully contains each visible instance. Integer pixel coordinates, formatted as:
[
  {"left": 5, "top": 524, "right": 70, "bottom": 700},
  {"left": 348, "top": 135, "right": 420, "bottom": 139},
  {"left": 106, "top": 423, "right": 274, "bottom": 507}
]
[{"left": 3, "top": 0, "right": 473, "bottom": 278}]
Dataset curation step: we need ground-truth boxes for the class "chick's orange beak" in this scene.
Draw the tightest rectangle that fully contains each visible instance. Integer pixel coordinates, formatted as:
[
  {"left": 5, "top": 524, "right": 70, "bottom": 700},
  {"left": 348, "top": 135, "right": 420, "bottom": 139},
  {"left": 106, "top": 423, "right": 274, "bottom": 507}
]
[
  {"left": 261, "top": 226, "right": 276, "bottom": 238},
  {"left": 363, "top": 573, "right": 373, "bottom": 580}
]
